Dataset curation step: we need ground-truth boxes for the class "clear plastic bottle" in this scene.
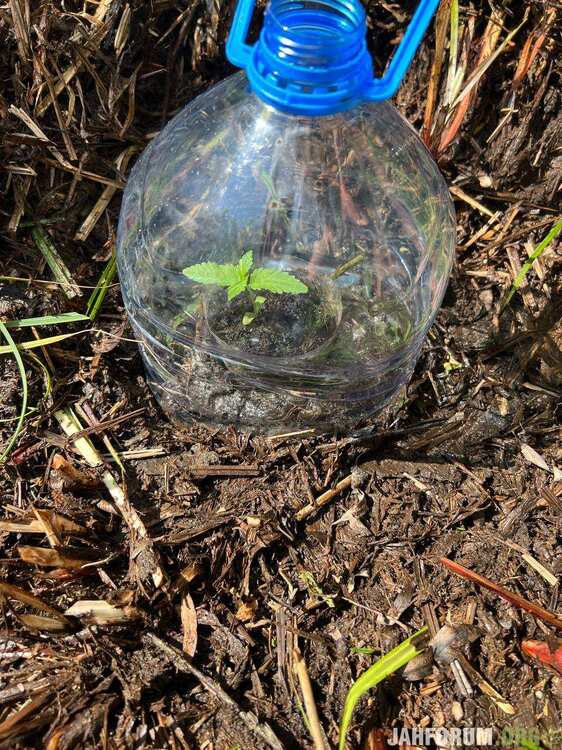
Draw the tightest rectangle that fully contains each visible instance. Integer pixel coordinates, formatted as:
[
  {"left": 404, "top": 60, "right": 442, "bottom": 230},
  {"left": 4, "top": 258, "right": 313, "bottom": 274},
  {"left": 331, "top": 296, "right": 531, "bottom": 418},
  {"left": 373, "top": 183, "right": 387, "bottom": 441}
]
[{"left": 117, "top": 0, "right": 455, "bottom": 435}]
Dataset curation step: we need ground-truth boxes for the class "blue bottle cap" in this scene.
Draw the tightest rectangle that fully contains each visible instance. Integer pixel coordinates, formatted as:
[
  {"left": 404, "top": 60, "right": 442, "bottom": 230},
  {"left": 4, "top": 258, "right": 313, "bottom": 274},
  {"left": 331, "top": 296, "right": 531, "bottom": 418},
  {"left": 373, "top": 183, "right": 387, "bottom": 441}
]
[{"left": 227, "top": 0, "right": 440, "bottom": 116}]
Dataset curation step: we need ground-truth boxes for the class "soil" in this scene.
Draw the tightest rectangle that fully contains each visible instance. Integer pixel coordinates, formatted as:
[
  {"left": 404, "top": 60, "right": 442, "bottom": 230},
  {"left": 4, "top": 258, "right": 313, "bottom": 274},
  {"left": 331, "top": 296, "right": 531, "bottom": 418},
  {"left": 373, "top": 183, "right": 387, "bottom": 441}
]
[
  {"left": 206, "top": 282, "right": 339, "bottom": 358},
  {"left": 0, "top": 1, "right": 561, "bottom": 749}
]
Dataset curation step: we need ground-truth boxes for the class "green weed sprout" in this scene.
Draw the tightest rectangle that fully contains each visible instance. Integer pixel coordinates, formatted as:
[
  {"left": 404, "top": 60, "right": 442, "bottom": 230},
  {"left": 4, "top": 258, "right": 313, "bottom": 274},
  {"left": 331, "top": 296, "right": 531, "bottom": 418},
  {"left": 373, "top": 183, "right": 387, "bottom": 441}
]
[{"left": 182, "top": 250, "right": 308, "bottom": 326}]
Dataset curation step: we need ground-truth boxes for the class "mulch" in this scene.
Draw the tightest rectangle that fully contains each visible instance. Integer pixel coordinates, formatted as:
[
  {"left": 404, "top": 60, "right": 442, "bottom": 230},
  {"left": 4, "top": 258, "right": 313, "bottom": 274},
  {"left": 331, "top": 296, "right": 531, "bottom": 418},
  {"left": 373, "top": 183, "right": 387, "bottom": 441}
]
[{"left": 0, "top": 1, "right": 560, "bottom": 748}]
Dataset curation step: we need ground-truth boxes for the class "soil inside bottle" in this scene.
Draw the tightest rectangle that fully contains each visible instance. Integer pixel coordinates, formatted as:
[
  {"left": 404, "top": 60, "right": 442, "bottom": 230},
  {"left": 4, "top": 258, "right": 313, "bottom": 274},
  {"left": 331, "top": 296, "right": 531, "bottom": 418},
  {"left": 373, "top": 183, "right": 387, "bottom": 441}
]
[{"left": 204, "top": 277, "right": 341, "bottom": 359}]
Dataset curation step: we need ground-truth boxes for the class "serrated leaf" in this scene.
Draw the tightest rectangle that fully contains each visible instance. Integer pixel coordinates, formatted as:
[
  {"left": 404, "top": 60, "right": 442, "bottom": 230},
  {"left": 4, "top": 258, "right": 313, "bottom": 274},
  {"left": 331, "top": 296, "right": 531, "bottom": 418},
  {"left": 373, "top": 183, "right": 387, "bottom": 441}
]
[
  {"left": 238, "top": 250, "right": 253, "bottom": 279},
  {"left": 249, "top": 268, "right": 308, "bottom": 295},
  {"left": 227, "top": 280, "right": 247, "bottom": 301},
  {"left": 183, "top": 262, "right": 239, "bottom": 288}
]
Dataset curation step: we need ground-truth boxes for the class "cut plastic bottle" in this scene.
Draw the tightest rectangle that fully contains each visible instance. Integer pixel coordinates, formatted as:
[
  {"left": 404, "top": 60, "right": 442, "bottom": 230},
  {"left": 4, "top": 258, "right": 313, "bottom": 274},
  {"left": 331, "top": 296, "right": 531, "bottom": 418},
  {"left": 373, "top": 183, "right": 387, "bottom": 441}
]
[{"left": 117, "top": 0, "right": 456, "bottom": 435}]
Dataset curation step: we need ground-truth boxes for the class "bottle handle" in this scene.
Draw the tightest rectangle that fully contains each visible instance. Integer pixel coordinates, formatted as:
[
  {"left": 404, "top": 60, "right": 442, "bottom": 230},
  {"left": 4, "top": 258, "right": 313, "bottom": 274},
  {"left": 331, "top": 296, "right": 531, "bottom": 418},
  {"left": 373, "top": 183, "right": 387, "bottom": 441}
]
[
  {"left": 365, "top": 0, "right": 441, "bottom": 101},
  {"left": 226, "top": 0, "right": 255, "bottom": 68}
]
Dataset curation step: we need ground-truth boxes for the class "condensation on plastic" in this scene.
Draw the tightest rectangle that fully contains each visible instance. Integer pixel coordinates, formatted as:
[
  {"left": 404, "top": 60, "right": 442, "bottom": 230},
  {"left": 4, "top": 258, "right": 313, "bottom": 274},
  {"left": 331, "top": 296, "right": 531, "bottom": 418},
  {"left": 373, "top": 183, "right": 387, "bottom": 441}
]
[{"left": 117, "top": 72, "right": 456, "bottom": 434}]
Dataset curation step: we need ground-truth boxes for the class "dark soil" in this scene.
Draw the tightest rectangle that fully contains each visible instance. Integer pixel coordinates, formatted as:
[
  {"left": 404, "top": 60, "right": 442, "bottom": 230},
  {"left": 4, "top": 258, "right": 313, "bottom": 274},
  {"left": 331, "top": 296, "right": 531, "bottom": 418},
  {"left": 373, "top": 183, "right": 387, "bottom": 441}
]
[
  {"left": 207, "top": 283, "right": 338, "bottom": 358},
  {"left": 0, "top": 1, "right": 561, "bottom": 749}
]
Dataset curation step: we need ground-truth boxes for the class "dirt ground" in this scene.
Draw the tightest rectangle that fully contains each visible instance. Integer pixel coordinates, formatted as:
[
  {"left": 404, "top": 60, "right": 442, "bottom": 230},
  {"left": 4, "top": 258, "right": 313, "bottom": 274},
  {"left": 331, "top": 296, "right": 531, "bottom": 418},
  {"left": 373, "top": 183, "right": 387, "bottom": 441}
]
[{"left": 0, "top": 1, "right": 561, "bottom": 748}]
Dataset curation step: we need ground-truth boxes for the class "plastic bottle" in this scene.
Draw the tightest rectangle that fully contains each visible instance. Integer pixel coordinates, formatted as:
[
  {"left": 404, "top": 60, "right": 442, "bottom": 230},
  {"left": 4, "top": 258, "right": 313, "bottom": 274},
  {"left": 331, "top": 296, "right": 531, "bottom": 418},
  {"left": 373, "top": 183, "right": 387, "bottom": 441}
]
[{"left": 117, "top": 0, "right": 456, "bottom": 436}]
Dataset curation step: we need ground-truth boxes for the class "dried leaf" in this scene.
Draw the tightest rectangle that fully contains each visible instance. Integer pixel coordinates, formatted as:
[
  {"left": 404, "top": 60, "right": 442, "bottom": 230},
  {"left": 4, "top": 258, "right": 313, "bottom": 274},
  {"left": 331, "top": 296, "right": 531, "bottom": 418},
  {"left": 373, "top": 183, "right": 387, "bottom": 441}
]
[
  {"left": 51, "top": 453, "right": 101, "bottom": 488},
  {"left": 522, "top": 639, "right": 562, "bottom": 675},
  {"left": 236, "top": 598, "right": 257, "bottom": 623},
  {"left": 0, "top": 581, "right": 71, "bottom": 626},
  {"left": 18, "top": 546, "right": 97, "bottom": 570}
]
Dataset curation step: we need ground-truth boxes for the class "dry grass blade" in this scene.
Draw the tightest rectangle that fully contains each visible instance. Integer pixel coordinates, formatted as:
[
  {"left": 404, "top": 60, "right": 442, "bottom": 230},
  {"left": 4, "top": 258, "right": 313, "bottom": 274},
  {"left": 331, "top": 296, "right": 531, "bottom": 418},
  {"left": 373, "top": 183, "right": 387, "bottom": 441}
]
[
  {"left": 32, "top": 227, "right": 81, "bottom": 299},
  {"left": 444, "top": 0, "right": 459, "bottom": 105},
  {"left": 451, "top": 13, "right": 527, "bottom": 109},
  {"left": 8, "top": 0, "right": 30, "bottom": 60},
  {"left": 422, "top": 0, "right": 450, "bottom": 145},
  {"left": 17, "top": 614, "right": 69, "bottom": 632},
  {"left": 75, "top": 147, "right": 136, "bottom": 241},
  {"left": 293, "top": 647, "right": 327, "bottom": 750},
  {"left": 513, "top": 9, "right": 556, "bottom": 89},
  {"left": 55, "top": 407, "right": 166, "bottom": 588},
  {"left": 439, "top": 8, "right": 505, "bottom": 153}
]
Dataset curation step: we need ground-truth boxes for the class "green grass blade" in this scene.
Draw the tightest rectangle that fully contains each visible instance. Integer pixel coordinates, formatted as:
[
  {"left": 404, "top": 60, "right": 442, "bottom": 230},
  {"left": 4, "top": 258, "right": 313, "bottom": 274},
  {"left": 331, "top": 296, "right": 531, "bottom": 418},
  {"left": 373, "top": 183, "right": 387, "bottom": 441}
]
[
  {"left": 518, "top": 739, "right": 543, "bottom": 750},
  {"left": 0, "top": 322, "right": 29, "bottom": 463},
  {"left": 501, "top": 219, "right": 562, "bottom": 312},
  {"left": 0, "top": 330, "right": 87, "bottom": 355},
  {"left": 32, "top": 227, "right": 81, "bottom": 299},
  {"left": 86, "top": 254, "right": 118, "bottom": 320},
  {"left": 4, "top": 312, "right": 90, "bottom": 329},
  {"left": 338, "top": 627, "right": 428, "bottom": 750}
]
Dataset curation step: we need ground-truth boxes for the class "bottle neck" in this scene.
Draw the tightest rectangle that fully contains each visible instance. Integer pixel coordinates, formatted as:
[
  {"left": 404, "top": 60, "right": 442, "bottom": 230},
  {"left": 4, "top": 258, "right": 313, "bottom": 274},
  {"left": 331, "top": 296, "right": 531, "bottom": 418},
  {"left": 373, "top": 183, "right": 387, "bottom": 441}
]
[{"left": 247, "top": 0, "right": 373, "bottom": 116}]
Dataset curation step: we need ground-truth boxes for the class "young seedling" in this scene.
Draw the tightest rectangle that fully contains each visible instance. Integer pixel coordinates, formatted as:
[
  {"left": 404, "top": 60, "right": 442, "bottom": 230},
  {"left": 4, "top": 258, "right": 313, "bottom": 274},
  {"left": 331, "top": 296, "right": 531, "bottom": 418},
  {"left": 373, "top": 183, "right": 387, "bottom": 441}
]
[{"left": 182, "top": 250, "right": 308, "bottom": 326}]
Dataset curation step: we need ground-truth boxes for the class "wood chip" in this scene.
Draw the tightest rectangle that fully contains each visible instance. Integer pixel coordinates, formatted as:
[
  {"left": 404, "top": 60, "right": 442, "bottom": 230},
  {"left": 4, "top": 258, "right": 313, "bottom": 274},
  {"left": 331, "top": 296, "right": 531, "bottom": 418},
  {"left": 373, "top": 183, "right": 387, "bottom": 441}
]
[
  {"left": 521, "top": 443, "right": 551, "bottom": 472},
  {"left": 180, "top": 593, "right": 198, "bottom": 657},
  {"left": 64, "top": 599, "right": 141, "bottom": 625}
]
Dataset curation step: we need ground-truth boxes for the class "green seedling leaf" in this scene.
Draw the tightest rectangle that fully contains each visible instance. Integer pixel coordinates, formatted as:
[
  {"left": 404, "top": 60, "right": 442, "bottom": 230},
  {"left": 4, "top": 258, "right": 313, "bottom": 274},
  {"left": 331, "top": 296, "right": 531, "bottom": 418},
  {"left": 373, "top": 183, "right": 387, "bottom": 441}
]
[
  {"left": 242, "top": 312, "right": 256, "bottom": 326},
  {"left": 500, "top": 218, "right": 562, "bottom": 312},
  {"left": 0, "top": 322, "right": 28, "bottom": 463},
  {"left": 338, "top": 627, "right": 428, "bottom": 750},
  {"left": 249, "top": 268, "right": 308, "bottom": 295},
  {"left": 183, "top": 262, "right": 240, "bottom": 288},
  {"left": 238, "top": 250, "right": 254, "bottom": 279},
  {"left": 227, "top": 279, "right": 248, "bottom": 301}
]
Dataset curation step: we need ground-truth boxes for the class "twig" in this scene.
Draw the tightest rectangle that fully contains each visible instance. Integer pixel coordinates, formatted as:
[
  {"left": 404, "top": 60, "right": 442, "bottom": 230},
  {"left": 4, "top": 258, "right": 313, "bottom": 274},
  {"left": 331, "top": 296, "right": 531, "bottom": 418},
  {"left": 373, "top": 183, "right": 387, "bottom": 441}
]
[
  {"left": 146, "top": 633, "right": 284, "bottom": 750},
  {"left": 189, "top": 464, "right": 260, "bottom": 479},
  {"left": 295, "top": 474, "right": 353, "bottom": 521},
  {"left": 440, "top": 557, "right": 562, "bottom": 629}
]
